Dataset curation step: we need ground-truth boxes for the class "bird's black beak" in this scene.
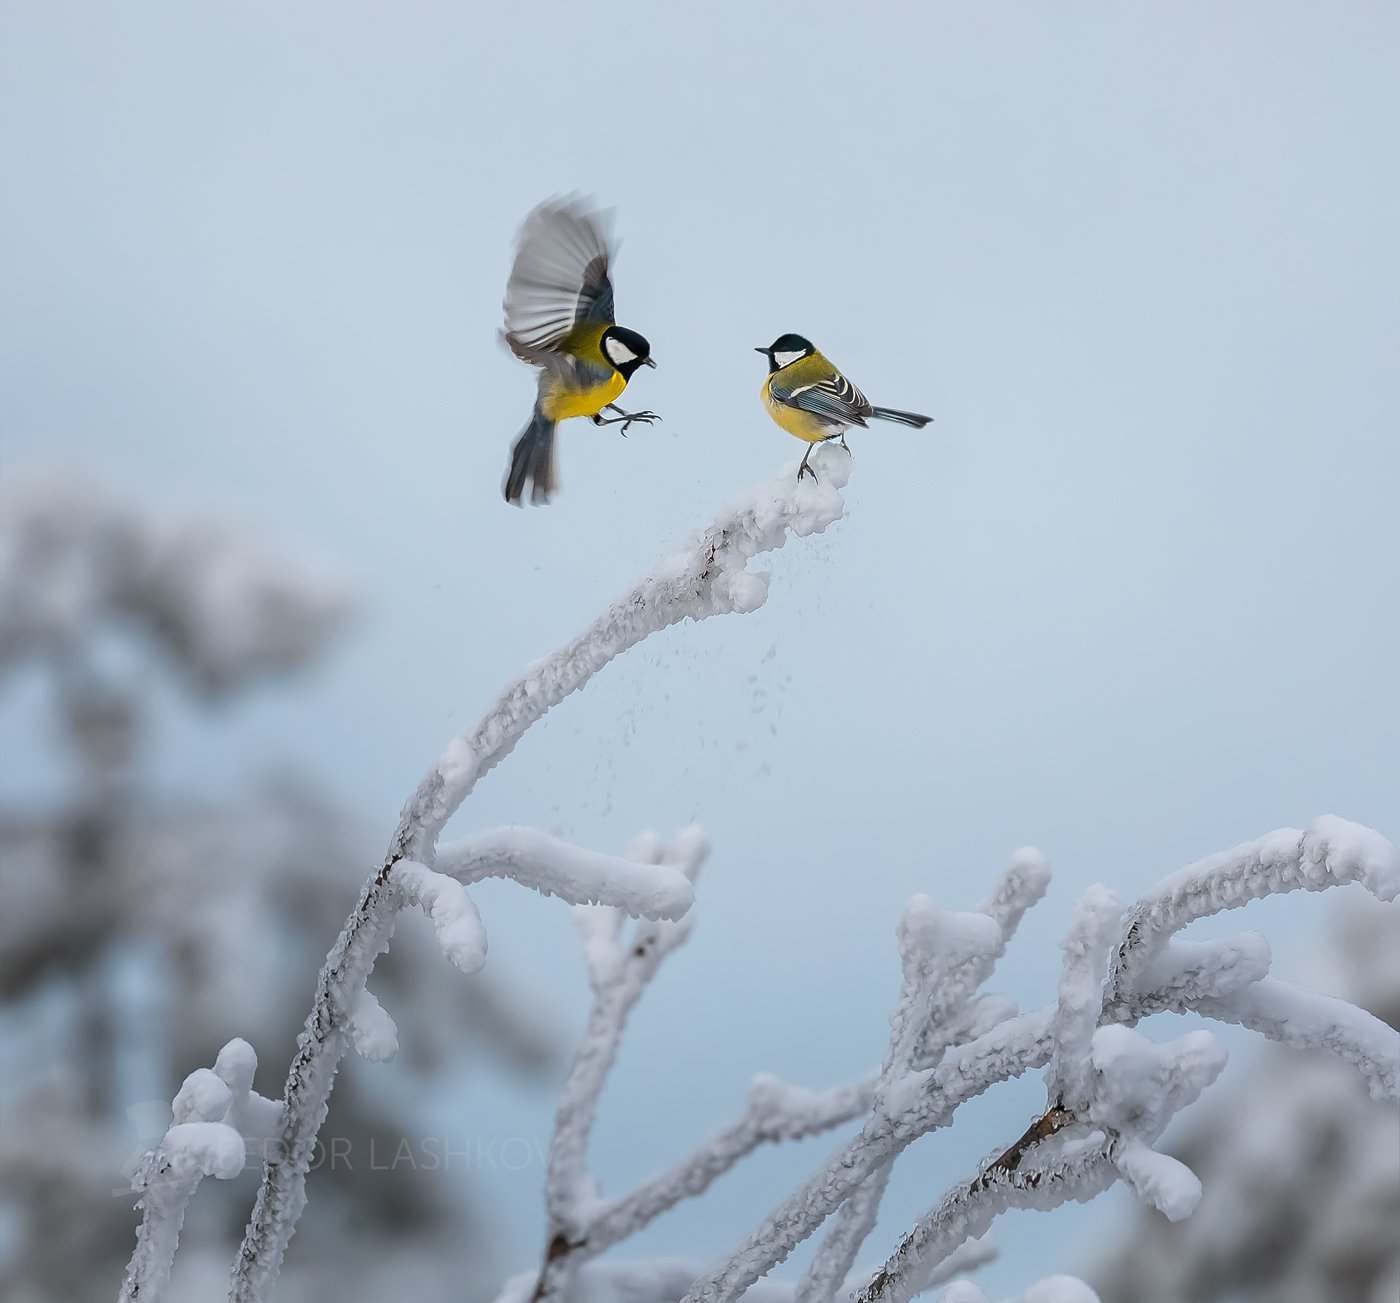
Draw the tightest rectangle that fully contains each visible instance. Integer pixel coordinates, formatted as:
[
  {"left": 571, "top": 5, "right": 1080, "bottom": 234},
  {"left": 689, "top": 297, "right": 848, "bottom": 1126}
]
[
  {"left": 643, "top": 357, "right": 657, "bottom": 369},
  {"left": 754, "top": 347, "right": 770, "bottom": 355}
]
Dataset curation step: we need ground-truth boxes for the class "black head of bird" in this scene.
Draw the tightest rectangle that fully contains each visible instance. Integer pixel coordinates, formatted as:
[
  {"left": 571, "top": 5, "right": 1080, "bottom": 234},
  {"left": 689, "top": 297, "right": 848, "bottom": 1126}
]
[
  {"left": 603, "top": 326, "right": 657, "bottom": 379},
  {"left": 755, "top": 333, "right": 816, "bottom": 373}
]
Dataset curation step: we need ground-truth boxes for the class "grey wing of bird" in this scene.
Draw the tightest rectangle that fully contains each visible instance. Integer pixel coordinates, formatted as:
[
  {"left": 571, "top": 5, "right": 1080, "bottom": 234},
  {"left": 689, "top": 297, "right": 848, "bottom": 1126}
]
[
  {"left": 503, "top": 196, "right": 617, "bottom": 364},
  {"left": 772, "top": 372, "right": 875, "bottom": 429}
]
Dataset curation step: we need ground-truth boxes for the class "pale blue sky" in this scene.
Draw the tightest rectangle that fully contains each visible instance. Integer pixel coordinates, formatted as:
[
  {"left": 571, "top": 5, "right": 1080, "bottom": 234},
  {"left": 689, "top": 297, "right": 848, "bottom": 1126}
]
[{"left": 2, "top": 2, "right": 1397, "bottom": 1295}]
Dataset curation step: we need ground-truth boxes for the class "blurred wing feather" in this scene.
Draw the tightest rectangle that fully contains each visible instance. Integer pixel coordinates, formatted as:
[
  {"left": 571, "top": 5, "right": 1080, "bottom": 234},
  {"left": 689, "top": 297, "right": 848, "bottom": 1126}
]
[{"left": 503, "top": 196, "right": 616, "bottom": 363}]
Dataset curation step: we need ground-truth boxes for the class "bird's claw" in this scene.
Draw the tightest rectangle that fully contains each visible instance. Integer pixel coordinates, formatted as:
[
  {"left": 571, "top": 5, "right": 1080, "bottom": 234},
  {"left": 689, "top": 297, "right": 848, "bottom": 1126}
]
[
  {"left": 593, "top": 409, "right": 661, "bottom": 436},
  {"left": 619, "top": 410, "right": 660, "bottom": 435}
]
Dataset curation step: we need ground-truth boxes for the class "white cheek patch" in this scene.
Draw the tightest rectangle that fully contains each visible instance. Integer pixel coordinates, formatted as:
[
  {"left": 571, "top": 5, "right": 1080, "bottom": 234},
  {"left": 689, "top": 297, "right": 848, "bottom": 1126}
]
[
  {"left": 773, "top": 349, "right": 807, "bottom": 368},
  {"left": 605, "top": 337, "right": 637, "bottom": 366}
]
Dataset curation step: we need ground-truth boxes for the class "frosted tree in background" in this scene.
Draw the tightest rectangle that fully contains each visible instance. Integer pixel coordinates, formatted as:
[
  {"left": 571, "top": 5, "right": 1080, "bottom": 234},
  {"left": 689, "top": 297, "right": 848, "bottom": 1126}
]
[
  {"left": 100, "top": 448, "right": 1398, "bottom": 1303},
  {"left": 0, "top": 475, "right": 559, "bottom": 1303}
]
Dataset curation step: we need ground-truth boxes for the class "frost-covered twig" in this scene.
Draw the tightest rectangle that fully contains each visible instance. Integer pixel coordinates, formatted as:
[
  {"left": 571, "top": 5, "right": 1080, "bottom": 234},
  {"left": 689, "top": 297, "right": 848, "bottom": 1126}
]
[
  {"left": 847, "top": 892, "right": 1128, "bottom": 1303},
  {"left": 797, "top": 858, "right": 1049, "bottom": 1303},
  {"left": 1103, "top": 817, "right": 1400, "bottom": 1099},
  {"left": 676, "top": 822, "right": 1397, "bottom": 1303},
  {"left": 390, "top": 454, "right": 852, "bottom": 865},
  {"left": 907, "top": 1237, "right": 999, "bottom": 1296},
  {"left": 534, "top": 831, "right": 709, "bottom": 1302},
  {"left": 497, "top": 1242, "right": 1000, "bottom": 1303},
  {"left": 1116, "top": 934, "right": 1273, "bottom": 1018},
  {"left": 858, "top": 1022, "right": 1226, "bottom": 1303},
  {"left": 1195, "top": 976, "right": 1398, "bottom": 1100},
  {"left": 1044, "top": 886, "right": 1122, "bottom": 1108},
  {"left": 579, "top": 1073, "right": 875, "bottom": 1252},
  {"left": 347, "top": 832, "right": 698, "bottom": 1068},
  {"left": 1087, "top": 893, "right": 1400, "bottom": 1303},
  {"left": 512, "top": 853, "right": 1047, "bottom": 1303},
  {"left": 795, "top": 901, "right": 1002, "bottom": 1298},
  {"left": 223, "top": 453, "right": 851, "bottom": 1302},
  {"left": 1106, "top": 817, "right": 1400, "bottom": 1008},
  {"left": 437, "top": 826, "right": 696, "bottom": 919},
  {"left": 120, "top": 1040, "right": 281, "bottom": 1302},
  {"left": 860, "top": 1126, "right": 1117, "bottom": 1303},
  {"left": 514, "top": 820, "right": 1397, "bottom": 1303}
]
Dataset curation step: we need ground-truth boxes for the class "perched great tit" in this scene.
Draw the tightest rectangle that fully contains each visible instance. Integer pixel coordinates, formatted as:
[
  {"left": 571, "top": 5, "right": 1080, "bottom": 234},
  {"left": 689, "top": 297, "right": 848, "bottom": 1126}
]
[
  {"left": 501, "top": 196, "right": 658, "bottom": 505},
  {"left": 755, "top": 333, "right": 931, "bottom": 482}
]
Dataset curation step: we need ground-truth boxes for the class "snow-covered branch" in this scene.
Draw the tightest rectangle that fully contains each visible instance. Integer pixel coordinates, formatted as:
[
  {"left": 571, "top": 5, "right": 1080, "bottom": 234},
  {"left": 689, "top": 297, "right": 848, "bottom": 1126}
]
[
  {"left": 389, "top": 453, "right": 852, "bottom": 864},
  {"left": 108, "top": 444, "right": 1395, "bottom": 1303},
  {"left": 1044, "top": 886, "right": 1122, "bottom": 1110},
  {"left": 508, "top": 852, "right": 1050, "bottom": 1303},
  {"left": 186, "top": 452, "right": 850, "bottom": 1303},
  {"left": 1106, "top": 818, "right": 1400, "bottom": 1009},
  {"left": 858, "top": 1124, "right": 1119, "bottom": 1303},
  {"left": 544, "top": 830, "right": 708, "bottom": 1259},
  {"left": 796, "top": 860, "right": 1048, "bottom": 1303},
  {"left": 483, "top": 820, "right": 1394, "bottom": 1303},
  {"left": 496, "top": 1239, "right": 1000, "bottom": 1303},
  {"left": 659, "top": 821, "right": 1396, "bottom": 1303},
  {"left": 1086, "top": 891, "right": 1400, "bottom": 1302},
  {"left": 1194, "top": 976, "right": 1398, "bottom": 1100},
  {"left": 119, "top": 1039, "right": 281, "bottom": 1303},
  {"left": 437, "top": 826, "right": 696, "bottom": 919}
]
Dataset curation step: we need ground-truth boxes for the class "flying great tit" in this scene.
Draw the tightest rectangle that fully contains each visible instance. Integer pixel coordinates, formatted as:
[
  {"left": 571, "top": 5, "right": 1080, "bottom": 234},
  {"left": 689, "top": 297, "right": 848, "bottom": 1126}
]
[
  {"left": 501, "top": 196, "right": 658, "bottom": 505},
  {"left": 755, "top": 333, "right": 931, "bottom": 482}
]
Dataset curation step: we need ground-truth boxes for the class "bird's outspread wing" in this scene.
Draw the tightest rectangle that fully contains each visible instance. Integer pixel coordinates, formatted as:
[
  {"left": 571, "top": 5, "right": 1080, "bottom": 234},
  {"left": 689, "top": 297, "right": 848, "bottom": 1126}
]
[
  {"left": 771, "top": 371, "right": 874, "bottom": 428},
  {"left": 503, "top": 196, "right": 616, "bottom": 364}
]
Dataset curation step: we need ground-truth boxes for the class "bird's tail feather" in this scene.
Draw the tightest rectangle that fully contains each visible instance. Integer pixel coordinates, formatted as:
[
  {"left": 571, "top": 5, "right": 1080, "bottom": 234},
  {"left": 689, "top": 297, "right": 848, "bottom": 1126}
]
[
  {"left": 870, "top": 406, "right": 933, "bottom": 428},
  {"left": 504, "top": 407, "right": 558, "bottom": 505}
]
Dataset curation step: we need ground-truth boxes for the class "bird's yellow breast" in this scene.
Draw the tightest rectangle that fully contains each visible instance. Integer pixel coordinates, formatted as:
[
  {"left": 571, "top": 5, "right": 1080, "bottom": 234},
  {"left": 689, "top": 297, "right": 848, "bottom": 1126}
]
[
  {"left": 541, "top": 368, "right": 627, "bottom": 422},
  {"left": 762, "top": 376, "right": 831, "bottom": 444}
]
